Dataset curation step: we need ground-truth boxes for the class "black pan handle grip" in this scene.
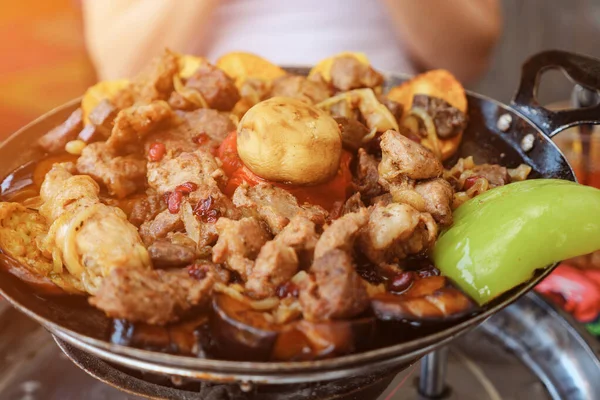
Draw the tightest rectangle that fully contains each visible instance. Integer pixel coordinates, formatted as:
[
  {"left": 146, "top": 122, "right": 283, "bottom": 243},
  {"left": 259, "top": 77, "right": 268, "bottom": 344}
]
[{"left": 510, "top": 50, "right": 600, "bottom": 138}]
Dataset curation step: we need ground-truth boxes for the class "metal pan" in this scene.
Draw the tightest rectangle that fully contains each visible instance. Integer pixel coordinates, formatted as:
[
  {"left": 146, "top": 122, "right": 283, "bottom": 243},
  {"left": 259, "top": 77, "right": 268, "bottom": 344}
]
[{"left": 1, "top": 50, "right": 599, "bottom": 384}]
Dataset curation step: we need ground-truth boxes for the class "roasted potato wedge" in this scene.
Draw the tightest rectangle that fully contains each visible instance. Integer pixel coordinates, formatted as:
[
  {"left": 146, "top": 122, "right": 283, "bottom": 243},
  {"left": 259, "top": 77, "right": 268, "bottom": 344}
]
[
  {"left": 216, "top": 52, "right": 286, "bottom": 85},
  {"left": 387, "top": 70, "right": 467, "bottom": 160}
]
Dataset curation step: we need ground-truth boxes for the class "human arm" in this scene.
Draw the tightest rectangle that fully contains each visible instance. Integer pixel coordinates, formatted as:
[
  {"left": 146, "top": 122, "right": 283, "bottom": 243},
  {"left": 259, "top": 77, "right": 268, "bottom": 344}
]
[{"left": 82, "top": 0, "right": 218, "bottom": 80}]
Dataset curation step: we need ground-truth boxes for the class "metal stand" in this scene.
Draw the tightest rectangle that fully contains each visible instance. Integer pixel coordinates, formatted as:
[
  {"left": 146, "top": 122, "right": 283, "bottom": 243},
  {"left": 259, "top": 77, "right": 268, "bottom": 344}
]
[{"left": 418, "top": 347, "right": 448, "bottom": 398}]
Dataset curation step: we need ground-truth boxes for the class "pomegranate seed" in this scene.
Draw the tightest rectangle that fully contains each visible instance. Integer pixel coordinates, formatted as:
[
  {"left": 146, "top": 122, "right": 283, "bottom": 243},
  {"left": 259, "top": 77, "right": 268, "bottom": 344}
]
[
  {"left": 276, "top": 282, "right": 299, "bottom": 299},
  {"left": 167, "top": 191, "right": 183, "bottom": 214},
  {"left": 175, "top": 182, "right": 198, "bottom": 194},
  {"left": 148, "top": 142, "right": 166, "bottom": 162},
  {"left": 188, "top": 264, "right": 208, "bottom": 280},
  {"left": 193, "top": 196, "right": 221, "bottom": 223},
  {"left": 464, "top": 175, "right": 482, "bottom": 190},
  {"left": 194, "top": 133, "right": 210, "bottom": 146},
  {"left": 388, "top": 271, "right": 415, "bottom": 294}
]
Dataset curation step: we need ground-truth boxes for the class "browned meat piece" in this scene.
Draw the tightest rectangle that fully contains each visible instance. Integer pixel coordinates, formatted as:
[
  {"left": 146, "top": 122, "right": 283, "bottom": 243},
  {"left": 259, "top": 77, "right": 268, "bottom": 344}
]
[
  {"left": 314, "top": 208, "right": 369, "bottom": 259},
  {"left": 328, "top": 97, "right": 360, "bottom": 120},
  {"left": 145, "top": 109, "right": 235, "bottom": 153},
  {"left": 128, "top": 192, "right": 165, "bottom": 227},
  {"left": 245, "top": 216, "right": 319, "bottom": 298},
  {"left": 233, "top": 183, "right": 327, "bottom": 234},
  {"left": 378, "top": 96, "right": 404, "bottom": 124},
  {"left": 134, "top": 50, "right": 179, "bottom": 103},
  {"left": 299, "top": 249, "right": 369, "bottom": 321},
  {"left": 371, "top": 276, "right": 474, "bottom": 321},
  {"left": 358, "top": 203, "right": 437, "bottom": 264},
  {"left": 38, "top": 108, "right": 83, "bottom": 153},
  {"left": 183, "top": 187, "right": 241, "bottom": 252},
  {"left": 90, "top": 266, "right": 215, "bottom": 325},
  {"left": 76, "top": 142, "right": 147, "bottom": 198},
  {"left": 148, "top": 238, "right": 197, "bottom": 268},
  {"left": 379, "top": 130, "right": 443, "bottom": 183},
  {"left": 341, "top": 193, "right": 365, "bottom": 216},
  {"left": 471, "top": 164, "right": 510, "bottom": 187},
  {"left": 78, "top": 125, "right": 110, "bottom": 144},
  {"left": 106, "top": 101, "right": 173, "bottom": 154},
  {"left": 139, "top": 209, "right": 183, "bottom": 245},
  {"left": 270, "top": 75, "right": 331, "bottom": 104},
  {"left": 185, "top": 63, "right": 240, "bottom": 111},
  {"left": 245, "top": 241, "right": 298, "bottom": 299},
  {"left": 414, "top": 178, "right": 454, "bottom": 226},
  {"left": 412, "top": 94, "right": 468, "bottom": 139},
  {"left": 89, "top": 99, "right": 119, "bottom": 128},
  {"left": 79, "top": 100, "right": 119, "bottom": 144},
  {"left": 212, "top": 217, "right": 271, "bottom": 279},
  {"left": 334, "top": 117, "right": 370, "bottom": 151},
  {"left": 355, "top": 148, "right": 382, "bottom": 198},
  {"left": 147, "top": 150, "right": 227, "bottom": 195},
  {"left": 329, "top": 56, "right": 384, "bottom": 91}
]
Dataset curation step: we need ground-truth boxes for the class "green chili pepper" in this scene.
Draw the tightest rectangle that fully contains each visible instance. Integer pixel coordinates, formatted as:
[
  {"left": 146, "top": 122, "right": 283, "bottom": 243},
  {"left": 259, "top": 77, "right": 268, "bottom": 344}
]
[{"left": 432, "top": 179, "right": 600, "bottom": 305}]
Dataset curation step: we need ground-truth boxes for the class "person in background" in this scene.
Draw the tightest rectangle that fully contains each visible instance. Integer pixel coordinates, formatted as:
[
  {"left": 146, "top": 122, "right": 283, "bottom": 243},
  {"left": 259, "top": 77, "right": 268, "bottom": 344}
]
[{"left": 82, "top": 0, "right": 501, "bottom": 84}]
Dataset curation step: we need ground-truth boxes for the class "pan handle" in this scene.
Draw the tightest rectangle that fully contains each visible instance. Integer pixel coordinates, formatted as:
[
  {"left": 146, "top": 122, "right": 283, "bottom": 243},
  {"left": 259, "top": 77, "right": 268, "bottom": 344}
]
[{"left": 510, "top": 50, "right": 600, "bottom": 138}]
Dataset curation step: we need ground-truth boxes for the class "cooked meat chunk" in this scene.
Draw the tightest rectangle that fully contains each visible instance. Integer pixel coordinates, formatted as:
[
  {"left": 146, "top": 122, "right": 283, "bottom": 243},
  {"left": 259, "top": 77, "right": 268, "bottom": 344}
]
[
  {"left": 77, "top": 142, "right": 147, "bottom": 198},
  {"left": 314, "top": 208, "right": 369, "bottom": 259},
  {"left": 134, "top": 50, "right": 179, "bottom": 103},
  {"left": 378, "top": 96, "right": 404, "bottom": 123},
  {"left": 335, "top": 117, "right": 370, "bottom": 151},
  {"left": 341, "top": 193, "right": 365, "bottom": 216},
  {"left": 355, "top": 148, "right": 382, "bottom": 198},
  {"left": 329, "top": 56, "right": 384, "bottom": 91},
  {"left": 38, "top": 108, "right": 83, "bottom": 153},
  {"left": 358, "top": 203, "right": 437, "bottom": 264},
  {"left": 270, "top": 75, "right": 331, "bottom": 104},
  {"left": 183, "top": 187, "right": 240, "bottom": 252},
  {"left": 128, "top": 192, "right": 165, "bottom": 227},
  {"left": 106, "top": 101, "right": 173, "bottom": 154},
  {"left": 245, "top": 216, "right": 319, "bottom": 298},
  {"left": 299, "top": 249, "right": 369, "bottom": 321},
  {"left": 414, "top": 178, "right": 454, "bottom": 226},
  {"left": 39, "top": 164, "right": 151, "bottom": 294},
  {"left": 212, "top": 217, "right": 271, "bottom": 279},
  {"left": 90, "top": 266, "right": 215, "bottom": 325},
  {"left": 145, "top": 109, "right": 235, "bottom": 153},
  {"left": 245, "top": 241, "right": 298, "bottom": 299},
  {"left": 148, "top": 238, "right": 197, "bottom": 268},
  {"left": 233, "top": 183, "right": 327, "bottom": 234},
  {"left": 147, "top": 150, "right": 227, "bottom": 195},
  {"left": 78, "top": 124, "right": 110, "bottom": 144},
  {"left": 412, "top": 94, "right": 468, "bottom": 139},
  {"left": 185, "top": 63, "right": 240, "bottom": 111},
  {"left": 378, "top": 130, "right": 443, "bottom": 183},
  {"left": 471, "top": 164, "right": 510, "bottom": 187},
  {"left": 88, "top": 99, "right": 119, "bottom": 129},
  {"left": 139, "top": 209, "right": 184, "bottom": 245}
]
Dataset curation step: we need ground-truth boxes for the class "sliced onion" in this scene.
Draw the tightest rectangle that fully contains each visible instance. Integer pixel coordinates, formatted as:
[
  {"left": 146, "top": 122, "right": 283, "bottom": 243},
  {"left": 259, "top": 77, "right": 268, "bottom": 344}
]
[
  {"left": 316, "top": 88, "right": 399, "bottom": 132},
  {"left": 173, "top": 75, "right": 209, "bottom": 108},
  {"left": 409, "top": 107, "right": 441, "bottom": 159}
]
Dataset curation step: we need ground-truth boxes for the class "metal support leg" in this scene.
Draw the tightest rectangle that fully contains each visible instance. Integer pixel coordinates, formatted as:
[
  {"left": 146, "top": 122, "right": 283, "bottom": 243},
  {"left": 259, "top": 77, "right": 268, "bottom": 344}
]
[{"left": 418, "top": 347, "right": 449, "bottom": 398}]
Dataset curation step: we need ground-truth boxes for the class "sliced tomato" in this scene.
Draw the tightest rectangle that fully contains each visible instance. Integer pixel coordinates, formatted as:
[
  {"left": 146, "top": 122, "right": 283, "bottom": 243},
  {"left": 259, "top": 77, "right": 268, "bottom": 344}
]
[{"left": 217, "top": 131, "right": 353, "bottom": 211}]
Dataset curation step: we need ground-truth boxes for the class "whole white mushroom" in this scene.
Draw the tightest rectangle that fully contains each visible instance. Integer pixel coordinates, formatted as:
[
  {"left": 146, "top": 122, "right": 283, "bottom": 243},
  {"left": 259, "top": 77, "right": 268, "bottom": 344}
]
[{"left": 237, "top": 97, "right": 342, "bottom": 185}]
